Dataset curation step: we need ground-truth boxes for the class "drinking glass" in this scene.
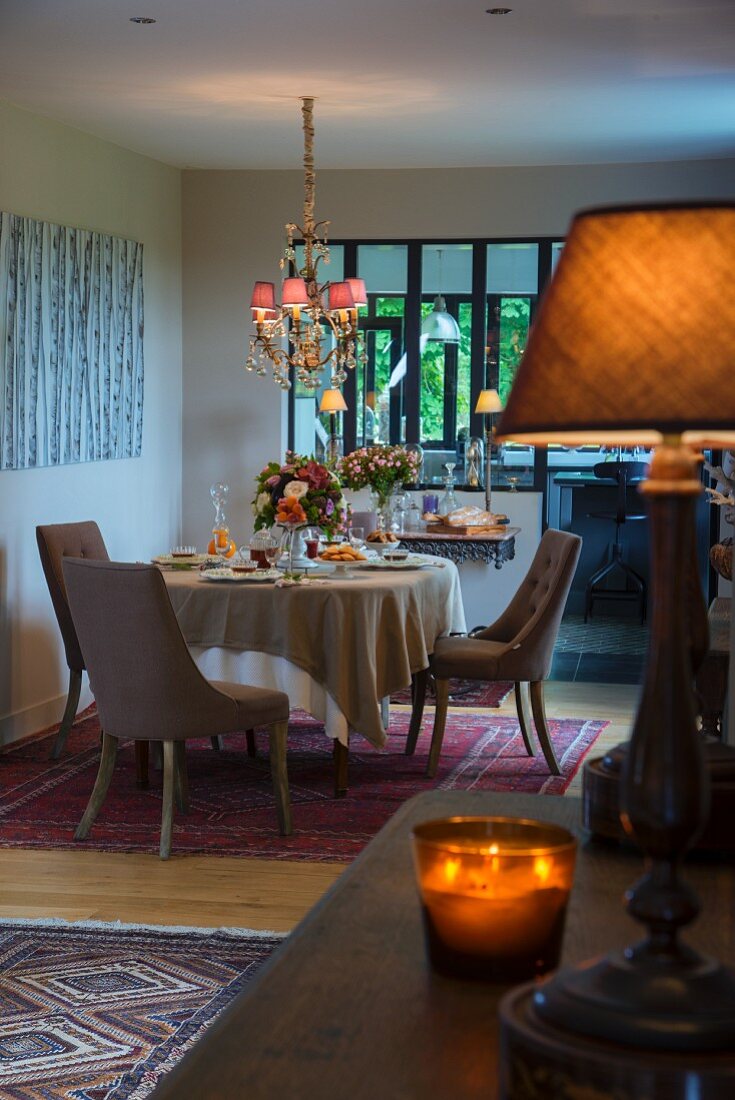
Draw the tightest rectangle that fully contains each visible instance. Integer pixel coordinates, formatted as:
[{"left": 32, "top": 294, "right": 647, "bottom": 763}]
[
  {"left": 304, "top": 527, "right": 320, "bottom": 560},
  {"left": 263, "top": 535, "right": 281, "bottom": 569},
  {"left": 349, "top": 526, "right": 365, "bottom": 552}
]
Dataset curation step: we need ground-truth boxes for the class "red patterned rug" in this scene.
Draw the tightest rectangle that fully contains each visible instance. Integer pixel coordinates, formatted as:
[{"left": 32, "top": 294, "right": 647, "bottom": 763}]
[
  {"left": 0, "top": 709, "right": 607, "bottom": 863},
  {"left": 390, "top": 680, "right": 513, "bottom": 707},
  {"left": 0, "top": 917, "right": 281, "bottom": 1099}
]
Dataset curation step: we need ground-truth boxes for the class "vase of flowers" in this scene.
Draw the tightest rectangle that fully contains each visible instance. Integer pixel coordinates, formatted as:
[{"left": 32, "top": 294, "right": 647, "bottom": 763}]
[
  {"left": 252, "top": 453, "right": 348, "bottom": 561},
  {"left": 339, "top": 445, "right": 422, "bottom": 530}
]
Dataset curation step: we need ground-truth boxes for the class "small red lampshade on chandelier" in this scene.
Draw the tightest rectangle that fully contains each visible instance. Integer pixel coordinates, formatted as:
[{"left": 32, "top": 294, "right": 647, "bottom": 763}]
[
  {"left": 328, "top": 281, "right": 355, "bottom": 312},
  {"left": 345, "top": 278, "right": 367, "bottom": 308},
  {"left": 281, "top": 277, "right": 309, "bottom": 308},
  {"left": 250, "top": 281, "right": 277, "bottom": 318}
]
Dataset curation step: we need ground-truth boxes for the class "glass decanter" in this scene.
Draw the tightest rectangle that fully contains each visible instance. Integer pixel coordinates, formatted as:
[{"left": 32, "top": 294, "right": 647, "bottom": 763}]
[
  {"left": 210, "top": 482, "right": 231, "bottom": 559},
  {"left": 438, "top": 463, "right": 459, "bottom": 516}
]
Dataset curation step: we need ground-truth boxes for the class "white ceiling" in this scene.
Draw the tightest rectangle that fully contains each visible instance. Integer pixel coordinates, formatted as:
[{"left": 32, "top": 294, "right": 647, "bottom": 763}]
[{"left": 2, "top": 0, "right": 734, "bottom": 169}]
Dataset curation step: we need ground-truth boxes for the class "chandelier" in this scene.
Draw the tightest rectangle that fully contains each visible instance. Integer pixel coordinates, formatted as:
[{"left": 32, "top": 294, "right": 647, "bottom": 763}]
[{"left": 244, "top": 98, "right": 368, "bottom": 392}]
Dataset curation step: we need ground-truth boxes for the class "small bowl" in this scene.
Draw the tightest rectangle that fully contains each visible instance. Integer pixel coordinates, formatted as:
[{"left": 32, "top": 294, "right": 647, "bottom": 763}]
[
  {"left": 232, "top": 561, "right": 258, "bottom": 574},
  {"left": 367, "top": 540, "right": 401, "bottom": 558}
]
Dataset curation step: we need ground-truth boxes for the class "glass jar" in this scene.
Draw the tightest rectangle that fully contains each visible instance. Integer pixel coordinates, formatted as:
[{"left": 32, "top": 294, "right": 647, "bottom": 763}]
[
  {"left": 391, "top": 489, "right": 411, "bottom": 534},
  {"left": 406, "top": 499, "right": 423, "bottom": 532},
  {"left": 438, "top": 464, "right": 459, "bottom": 516}
]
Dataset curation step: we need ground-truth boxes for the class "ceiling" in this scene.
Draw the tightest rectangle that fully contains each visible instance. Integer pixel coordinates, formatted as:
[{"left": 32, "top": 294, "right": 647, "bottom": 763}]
[{"left": 2, "top": 0, "right": 734, "bottom": 169}]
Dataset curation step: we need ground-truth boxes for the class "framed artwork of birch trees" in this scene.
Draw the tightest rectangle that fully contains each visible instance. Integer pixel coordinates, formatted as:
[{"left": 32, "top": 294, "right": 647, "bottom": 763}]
[{"left": 0, "top": 211, "right": 144, "bottom": 470}]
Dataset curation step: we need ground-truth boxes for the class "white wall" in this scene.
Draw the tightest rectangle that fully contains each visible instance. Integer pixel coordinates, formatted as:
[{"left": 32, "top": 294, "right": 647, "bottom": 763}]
[
  {"left": 0, "top": 102, "right": 182, "bottom": 743},
  {"left": 181, "top": 157, "right": 735, "bottom": 552}
]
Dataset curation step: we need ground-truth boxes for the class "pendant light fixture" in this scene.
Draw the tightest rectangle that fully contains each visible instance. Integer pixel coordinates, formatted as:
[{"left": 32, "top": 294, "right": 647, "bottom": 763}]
[
  {"left": 245, "top": 98, "right": 368, "bottom": 391},
  {"left": 421, "top": 249, "right": 461, "bottom": 344}
]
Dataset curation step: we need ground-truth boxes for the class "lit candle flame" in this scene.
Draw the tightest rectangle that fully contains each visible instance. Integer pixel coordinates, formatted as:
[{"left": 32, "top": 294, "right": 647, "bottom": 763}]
[
  {"left": 443, "top": 857, "right": 461, "bottom": 884},
  {"left": 533, "top": 856, "right": 551, "bottom": 882}
]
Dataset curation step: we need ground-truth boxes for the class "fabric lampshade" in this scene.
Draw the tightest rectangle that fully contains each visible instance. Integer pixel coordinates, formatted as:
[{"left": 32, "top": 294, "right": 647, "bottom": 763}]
[
  {"left": 496, "top": 203, "right": 735, "bottom": 448},
  {"left": 250, "top": 281, "right": 277, "bottom": 317},
  {"left": 475, "top": 389, "right": 504, "bottom": 415},
  {"left": 319, "top": 389, "right": 348, "bottom": 413},
  {"left": 346, "top": 278, "right": 367, "bottom": 307},
  {"left": 328, "top": 282, "right": 355, "bottom": 311},
  {"left": 281, "top": 277, "right": 309, "bottom": 308}
]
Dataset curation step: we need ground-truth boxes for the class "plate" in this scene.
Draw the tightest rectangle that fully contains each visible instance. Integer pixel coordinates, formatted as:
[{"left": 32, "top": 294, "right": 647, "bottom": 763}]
[
  {"left": 198, "top": 569, "right": 280, "bottom": 583},
  {"left": 360, "top": 555, "right": 427, "bottom": 571},
  {"left": 316, "top": 556, "right": 370, "bottom": 570},
  {"left": 152, "top": 553, "right": 210, "bottom": 569}
]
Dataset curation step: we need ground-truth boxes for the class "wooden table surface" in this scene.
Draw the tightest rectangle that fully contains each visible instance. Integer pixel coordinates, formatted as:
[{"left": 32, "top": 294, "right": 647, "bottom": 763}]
[{"left": 150, "top": 791, "right": 735, "bottom": 1100}]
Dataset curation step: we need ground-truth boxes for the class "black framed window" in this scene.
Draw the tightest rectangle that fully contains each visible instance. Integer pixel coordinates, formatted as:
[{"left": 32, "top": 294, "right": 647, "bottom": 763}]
[{"left": 289, "top": 236, "right": 561, "bottom": 487}]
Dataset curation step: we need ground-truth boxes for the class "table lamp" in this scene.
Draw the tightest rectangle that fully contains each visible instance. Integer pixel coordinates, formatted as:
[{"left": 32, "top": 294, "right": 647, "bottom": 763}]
[
  {"left": 320, "top": 388, "right": 348, "bottom": 468},
  {"left": 475, "top": 389, "right": 503, "bottom": 513},
  {"left": 495, "top": 203, "right": 735, "bottom": 1095}
]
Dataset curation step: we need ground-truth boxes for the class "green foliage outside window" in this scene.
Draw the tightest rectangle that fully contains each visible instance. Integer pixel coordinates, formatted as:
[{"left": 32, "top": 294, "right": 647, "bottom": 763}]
[
  {"left": 498, "top": 297, "right": 531, "bottom": 406},
  {"left": 456, "top": 302, "right": 472, "bottom": 441},
  {"left": 420, "top": 300, "right": 473, "bottom": 443}
]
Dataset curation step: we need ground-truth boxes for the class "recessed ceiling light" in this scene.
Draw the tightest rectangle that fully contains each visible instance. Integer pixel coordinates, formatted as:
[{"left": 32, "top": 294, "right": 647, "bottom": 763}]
[
  {"left": 129, "top": 16, "right": 157, "bottom": 24},
  {"left": 486, "top": 7, "right": 512, "bottom": 12}
]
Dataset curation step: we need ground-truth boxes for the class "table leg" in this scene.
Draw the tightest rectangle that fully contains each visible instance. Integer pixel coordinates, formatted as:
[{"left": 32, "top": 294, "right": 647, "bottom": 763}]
[
  {"left": 135, "top": 740, "right": 149, "bottom": 789},
  {"left": 380, "top": 696, "right": 390, "bottom": 729},
  {"left": 334, "top": 739, "right": 348, "bottom": 798}
]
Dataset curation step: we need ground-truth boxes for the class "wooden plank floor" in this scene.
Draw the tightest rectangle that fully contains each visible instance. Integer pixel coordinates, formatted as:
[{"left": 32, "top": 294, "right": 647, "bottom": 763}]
[{"left": 0, "top": 681, "right": 637, "bottom": 932}]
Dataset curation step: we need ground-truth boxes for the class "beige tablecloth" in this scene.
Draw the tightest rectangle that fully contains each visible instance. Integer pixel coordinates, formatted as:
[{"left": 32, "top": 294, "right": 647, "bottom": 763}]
[{"left": 164, "top": 561, "right": 465, "bottom": 748}]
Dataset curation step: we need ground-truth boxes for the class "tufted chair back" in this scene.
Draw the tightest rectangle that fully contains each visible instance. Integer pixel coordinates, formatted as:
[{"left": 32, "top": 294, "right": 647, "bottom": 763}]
[
  {"left": 475, "top": 528, "right": 582, "bottom": 681},
  {"left": 36, "top": 521, "right": 110, "bottom": 672}
]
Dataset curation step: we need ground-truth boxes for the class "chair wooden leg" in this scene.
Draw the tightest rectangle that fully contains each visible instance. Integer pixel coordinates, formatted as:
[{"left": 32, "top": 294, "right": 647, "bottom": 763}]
[
  {"left": 246, "top": 729, "right": 257, "bottom": 758},
  {"left": 160, "top": 741, "right": 176, "bottom": 860},
  {"left": 334, "top": 738, "right": 349, "bottom": 798},
  {"left": 174, "top": 741, "right": 189, "bottom": 813},
  {"left": 135, "top": 741, "right": 150, "bottom": 788},
  {"left": 268, "top": 720, "right": 292, "bottom": 835},
  {"left": 427, "top": 678, "right": 450, "bottom": 779},
  {"left": 515, "top": 681, "right": 536, "bottom": 758},
  {"left": 74, "top": 732, "right": 118, "bottom": 840},
  {"left": 529, "top": 681, "right": 561, "bottom": 776},
  {"left": 405, "top": 668, "right": 429, "bottom": 756},
  {"left": 51, "top": 669, "right": 82, "bottom": 759},
  {"left": 210, "top": 735, "right": 224, "bottom": 750}
]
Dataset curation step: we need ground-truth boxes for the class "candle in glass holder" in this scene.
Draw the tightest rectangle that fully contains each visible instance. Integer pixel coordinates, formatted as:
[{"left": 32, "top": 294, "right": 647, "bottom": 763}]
[{"left": 412, "top": 817, "right": 576, "bottom": 982}]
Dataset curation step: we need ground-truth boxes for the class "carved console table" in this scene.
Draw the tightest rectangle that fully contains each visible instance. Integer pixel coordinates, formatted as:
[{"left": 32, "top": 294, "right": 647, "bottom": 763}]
[{"left": 399, "top": 527, "right": 519, "bottom": 568}]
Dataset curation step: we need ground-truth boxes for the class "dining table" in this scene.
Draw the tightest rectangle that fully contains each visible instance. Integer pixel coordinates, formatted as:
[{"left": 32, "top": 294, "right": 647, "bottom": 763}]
[{"left": 162, "top": 557, "right": 466, "bottom": 755}]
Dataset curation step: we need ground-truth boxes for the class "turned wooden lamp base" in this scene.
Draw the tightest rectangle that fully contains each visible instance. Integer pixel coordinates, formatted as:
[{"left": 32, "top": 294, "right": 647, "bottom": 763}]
[
  {"left": 583, "top": 741, "right": 735, "bottom": 854},
  {"left": 499, "top": 983, "right": 735, "bottom": 1100}
]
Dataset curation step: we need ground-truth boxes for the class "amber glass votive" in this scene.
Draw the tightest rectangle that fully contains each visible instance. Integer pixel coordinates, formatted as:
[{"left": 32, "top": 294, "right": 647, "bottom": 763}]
[{"left": 412, "top": 817, "right": 577, "bottom": 982}]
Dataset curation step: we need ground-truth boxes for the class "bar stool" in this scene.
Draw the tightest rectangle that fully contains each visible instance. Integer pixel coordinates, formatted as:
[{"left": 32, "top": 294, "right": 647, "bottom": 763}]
[{"left": 584, "top": 460, "right": 648, "bottom": 623}]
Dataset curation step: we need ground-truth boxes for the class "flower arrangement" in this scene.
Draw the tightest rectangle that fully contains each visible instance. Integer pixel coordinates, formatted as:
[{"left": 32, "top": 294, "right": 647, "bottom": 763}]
[
  {"left": 338, "top": 445, "right": 422, "bottom": 507},
  {"left": 252, "top": 451, "right": 347, "bottom": 538}
]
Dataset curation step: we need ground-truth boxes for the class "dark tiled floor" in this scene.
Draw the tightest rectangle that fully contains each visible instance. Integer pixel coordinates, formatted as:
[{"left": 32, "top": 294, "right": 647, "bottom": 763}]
[{"left": 551, "top": 614, "right": 647, "bottom": 684}]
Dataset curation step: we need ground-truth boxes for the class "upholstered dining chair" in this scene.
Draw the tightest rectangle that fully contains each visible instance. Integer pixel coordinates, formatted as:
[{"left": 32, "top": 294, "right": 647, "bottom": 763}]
[
  {"left": 36, "top": 521, "right": 110, "bottom": 759},
  {"left": 62, "top": 558, "right": 292, "bottom": 859},
  {"left": 406, "top": 528, "right": 582, "bottom": 778}
]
